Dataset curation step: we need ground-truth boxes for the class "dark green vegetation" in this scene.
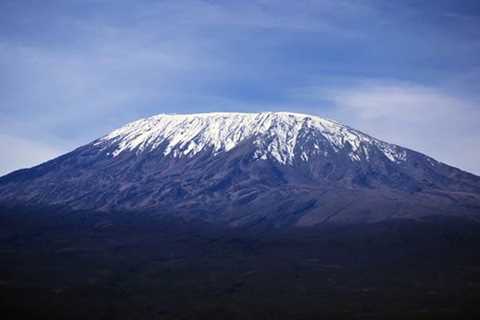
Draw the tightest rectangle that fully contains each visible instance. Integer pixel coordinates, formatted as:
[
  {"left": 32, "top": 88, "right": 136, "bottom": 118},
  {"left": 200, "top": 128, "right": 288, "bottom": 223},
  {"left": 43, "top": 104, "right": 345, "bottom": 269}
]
[{"left": 2, "top": 206, "right": 480, "bottom": 319}]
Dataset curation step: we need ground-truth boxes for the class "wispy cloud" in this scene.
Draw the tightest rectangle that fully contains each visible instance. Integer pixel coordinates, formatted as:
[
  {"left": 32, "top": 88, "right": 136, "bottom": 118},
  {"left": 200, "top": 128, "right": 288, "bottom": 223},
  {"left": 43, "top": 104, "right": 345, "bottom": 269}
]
[
  {"left": 295, "top": 81, "right": 480, "bottom": 174},
  {"left": 0, "top": 134, "right": 63, "bottom": 176},
  {"left": 0, "top": 0, "right": 479, "bottom": 175}
]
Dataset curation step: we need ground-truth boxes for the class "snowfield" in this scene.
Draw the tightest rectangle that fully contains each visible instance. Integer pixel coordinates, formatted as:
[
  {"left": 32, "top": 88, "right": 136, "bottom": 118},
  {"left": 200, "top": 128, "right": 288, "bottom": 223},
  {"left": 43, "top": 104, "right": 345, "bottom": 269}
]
[{"left": 97, "top": 112, "right": 407, "bottom": 164}]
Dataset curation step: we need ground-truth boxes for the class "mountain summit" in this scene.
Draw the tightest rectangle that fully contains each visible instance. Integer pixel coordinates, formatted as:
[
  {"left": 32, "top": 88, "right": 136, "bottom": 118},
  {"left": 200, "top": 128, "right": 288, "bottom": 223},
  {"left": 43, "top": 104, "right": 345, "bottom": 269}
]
[
  {"left": 1, "top": 112, "right": 479, "bottom": 227},
  {"left": 97, "top": 112, "right": 406, "bottom": 164}
]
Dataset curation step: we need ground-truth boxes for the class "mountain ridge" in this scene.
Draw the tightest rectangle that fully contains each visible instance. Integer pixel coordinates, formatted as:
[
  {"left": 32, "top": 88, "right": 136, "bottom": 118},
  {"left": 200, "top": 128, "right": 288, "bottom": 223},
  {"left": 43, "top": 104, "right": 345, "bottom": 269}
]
[
  {"left": 94, "top": 112, "right": 409, "bottom": 164},
  {"left": 1, "top": 111, "right": 479, "bottom": 227}
]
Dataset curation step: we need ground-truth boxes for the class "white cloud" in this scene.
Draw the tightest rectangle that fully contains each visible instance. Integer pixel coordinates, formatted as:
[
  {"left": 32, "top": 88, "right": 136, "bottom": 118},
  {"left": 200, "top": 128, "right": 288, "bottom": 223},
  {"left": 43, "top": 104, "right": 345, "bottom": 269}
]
[
  {"left": 305, "top": 82, "right": 480, "bottom": 175},
  {"left": 1, "top": 1, "right": 479, "bottom": 177},
  {"left": 0, "top": 134, "right": 64, "bottom": 176}
]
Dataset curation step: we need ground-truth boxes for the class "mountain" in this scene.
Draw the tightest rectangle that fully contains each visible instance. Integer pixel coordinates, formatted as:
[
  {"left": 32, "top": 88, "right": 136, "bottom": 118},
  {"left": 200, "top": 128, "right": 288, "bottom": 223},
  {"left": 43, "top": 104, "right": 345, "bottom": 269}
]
[{"left": 1, "top": 112, "right": 479, "bottom": 227}]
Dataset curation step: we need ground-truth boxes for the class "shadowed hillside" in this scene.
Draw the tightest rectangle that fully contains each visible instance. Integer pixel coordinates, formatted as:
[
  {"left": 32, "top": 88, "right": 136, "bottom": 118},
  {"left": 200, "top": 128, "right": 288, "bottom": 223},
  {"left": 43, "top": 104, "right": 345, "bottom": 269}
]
[{"left": 2, "top": 206, "right": 480, "bottom": 319}]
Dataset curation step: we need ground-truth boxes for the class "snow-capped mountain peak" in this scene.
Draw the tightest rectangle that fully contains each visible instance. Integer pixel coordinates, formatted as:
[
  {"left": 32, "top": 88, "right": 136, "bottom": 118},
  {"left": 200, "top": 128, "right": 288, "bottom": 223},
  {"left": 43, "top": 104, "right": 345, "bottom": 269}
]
[
  {"left": 2, "top": 111, "right": 479, "bottom": 227},
  {"left": 96, "top": 112, "right": 407, "bottom": 164}
]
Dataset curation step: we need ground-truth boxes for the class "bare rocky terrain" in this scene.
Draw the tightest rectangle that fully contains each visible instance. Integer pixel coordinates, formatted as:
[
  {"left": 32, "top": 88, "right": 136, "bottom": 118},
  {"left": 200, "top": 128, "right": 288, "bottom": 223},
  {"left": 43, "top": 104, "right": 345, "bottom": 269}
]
[{"left": 0, "top": 112, "right": 479, "bottom": 226}]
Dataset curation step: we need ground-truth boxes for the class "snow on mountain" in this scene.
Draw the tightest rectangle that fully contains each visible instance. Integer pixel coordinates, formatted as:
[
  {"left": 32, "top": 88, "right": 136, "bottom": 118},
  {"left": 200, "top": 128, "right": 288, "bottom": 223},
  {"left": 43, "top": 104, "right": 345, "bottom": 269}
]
[
  {"left": 95, "top": 112, "right": 407, "bottom": 165},
  {"left": 1, "top": 111, "right": 479, "bottom": 227}
]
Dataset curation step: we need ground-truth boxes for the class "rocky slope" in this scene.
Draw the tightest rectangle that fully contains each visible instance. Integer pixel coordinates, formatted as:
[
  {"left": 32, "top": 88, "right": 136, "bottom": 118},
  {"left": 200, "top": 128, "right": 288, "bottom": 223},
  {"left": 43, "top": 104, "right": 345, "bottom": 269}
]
[{"left": 1, "top": 112, "right": 479, "bottom": 227}]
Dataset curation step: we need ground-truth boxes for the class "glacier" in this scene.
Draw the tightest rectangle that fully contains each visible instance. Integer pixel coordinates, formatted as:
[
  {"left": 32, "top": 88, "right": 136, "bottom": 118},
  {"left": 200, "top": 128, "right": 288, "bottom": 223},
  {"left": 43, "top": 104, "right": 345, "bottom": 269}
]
[{"left": 96, "top": 112, "right": 408, "bottom": 165}]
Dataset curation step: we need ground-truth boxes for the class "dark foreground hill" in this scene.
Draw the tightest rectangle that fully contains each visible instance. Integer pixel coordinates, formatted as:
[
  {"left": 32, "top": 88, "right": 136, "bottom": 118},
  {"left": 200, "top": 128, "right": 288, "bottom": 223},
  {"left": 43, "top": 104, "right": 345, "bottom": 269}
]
[{"left": 2, "top": 206, "right": 480, "bottom": 319}]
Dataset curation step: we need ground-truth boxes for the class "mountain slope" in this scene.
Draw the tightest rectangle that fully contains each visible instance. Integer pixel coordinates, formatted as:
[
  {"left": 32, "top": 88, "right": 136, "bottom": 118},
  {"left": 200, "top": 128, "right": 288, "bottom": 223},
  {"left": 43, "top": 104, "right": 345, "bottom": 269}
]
[
  {"left": 97, "top": 112, "right": 407, "bottom": 164},
  {"left": 1, "top": 112, "right": 479, "bottom": 227}
]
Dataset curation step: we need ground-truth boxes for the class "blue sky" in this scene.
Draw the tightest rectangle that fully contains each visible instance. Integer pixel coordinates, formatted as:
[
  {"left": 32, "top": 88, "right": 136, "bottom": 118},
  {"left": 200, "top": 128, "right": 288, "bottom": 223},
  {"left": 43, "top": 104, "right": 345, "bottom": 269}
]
[{"left": 1, "top": 0, "right": 480, "bottom": 175}]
